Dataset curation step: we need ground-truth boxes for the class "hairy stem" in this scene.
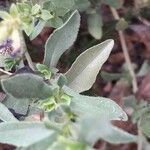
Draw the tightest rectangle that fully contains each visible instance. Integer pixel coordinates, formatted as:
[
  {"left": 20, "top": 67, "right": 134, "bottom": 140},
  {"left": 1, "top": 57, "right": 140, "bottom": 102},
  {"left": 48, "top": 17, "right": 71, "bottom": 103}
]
[
  {"left": 0, "top": 68, "right": 12, "bottom": 75},
  {"left": 19, "top": 31, "right": 35, "bottom": 71},
  {"left": 110, "top": 7, "right": 138, "bottom": 93}
]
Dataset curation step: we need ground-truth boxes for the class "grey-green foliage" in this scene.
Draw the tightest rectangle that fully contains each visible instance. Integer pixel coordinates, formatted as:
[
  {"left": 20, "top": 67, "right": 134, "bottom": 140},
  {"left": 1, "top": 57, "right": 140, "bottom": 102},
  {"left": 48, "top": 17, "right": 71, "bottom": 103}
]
[
  {"left": 44, "top": 10, "right": 80, "bottom": 67},
  {"left": 87, "top": 11, "right": 103, "bottom": 40},
  {"left": 80, "top": 117, "right": 137, "bottom": 146},
  {"left": 0, "top": 122, "right": 55, "bottom": 147},
  {"left": 64, "top": 86, "right": 127, "bottom": 121},
  {"left": 1, "top": 73, "right": 54, "bottom": 99},
  {"left": 0, "top": 102, "right": 18, "bottom": 122},
  {"left": 65, "top": 39, "right": 114, "bottom": 93},
  {"left": 0, "top": 6, "right": 138, "bottom": 149},
  {"left": 3, "top": 95, "right": 29, "bottom": 115}
]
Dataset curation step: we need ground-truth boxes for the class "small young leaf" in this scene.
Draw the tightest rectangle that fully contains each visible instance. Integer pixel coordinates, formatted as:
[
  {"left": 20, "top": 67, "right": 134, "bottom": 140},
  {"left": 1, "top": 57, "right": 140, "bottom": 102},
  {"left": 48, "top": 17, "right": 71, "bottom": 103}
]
[
  {"left": 46, "top": 17, "right": 63, "bottom": 28},
  {"left": 65, "top": 39, "right": 114, "bottom": 93},
  {"left": 0, "top": 102, "right": 18, "bottom": 122},
  {"left": 0, "top": 122, "right": 55, "bottom": 147},
  {"left": 9, "top": 4, "right": 19, "bottom": 17},
  {"left": 40, "top": 10, "right": 53, "bottom": 21},
  {"left": 31, "top": 4, "right": 41, "bottom": 15},
  {"left": 44, "top": 10, "right": 80, "bottom": 67},
  {"left": 30, "top": 20, "right": 46, "bottom": 40},
  {"left": 87, "top": 12, "right": 103, "bottom": 39},
  {"left": 116, "top": 18, "right": 128, "bottom": 31},
  {"left": 57, "top": 74, "right": 68, "bottom": 88},
  {"left": 1, "top": 73, "right": 54, "bottom": 99},
  {"left": 0, "top": 11, "right": 11, "bottom": 20}
]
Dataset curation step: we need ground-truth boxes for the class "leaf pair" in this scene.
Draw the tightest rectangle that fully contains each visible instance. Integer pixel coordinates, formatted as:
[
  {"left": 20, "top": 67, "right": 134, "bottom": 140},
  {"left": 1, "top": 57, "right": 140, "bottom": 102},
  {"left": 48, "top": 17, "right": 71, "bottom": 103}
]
[{"left": 44, "top": 10, "right": 114, "bottom": 93}]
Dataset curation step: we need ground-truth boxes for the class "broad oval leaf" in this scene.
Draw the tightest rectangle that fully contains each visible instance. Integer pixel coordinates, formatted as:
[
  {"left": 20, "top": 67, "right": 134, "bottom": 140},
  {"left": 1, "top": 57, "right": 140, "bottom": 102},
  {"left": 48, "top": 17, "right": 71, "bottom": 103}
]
[
  {"left": 1, "top": 73, "right": 53, "bottom": 99},
  {"left": 87, "top": 12, "right": 103, "bottom": 39},
  {"left": 63, "top": 86, "right": 128, "bottom": 121},
  {"left": 0, "top": 102, "right": 18, "bottom": 122},
  {"left": 65, "top": 39, "right": 114, "bottom": 93},
  {"left": 0, "top": 122, "right": 55, "bottom": 147},
  {"left": 19, "top": 134, "right": 57, "bottom": 150},
  {"left": 3, "top": 95, "right": 29, "bottom": 115},
  {"left": 43, "top": 10, "right": 80, "bottom": 67}
]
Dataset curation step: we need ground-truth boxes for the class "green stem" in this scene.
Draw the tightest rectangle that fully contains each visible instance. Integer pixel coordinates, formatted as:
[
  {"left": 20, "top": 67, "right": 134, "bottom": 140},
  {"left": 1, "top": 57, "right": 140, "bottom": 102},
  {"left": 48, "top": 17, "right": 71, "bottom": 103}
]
[{"left": 19, "top": 31, "right": 35, "bottom": 71}]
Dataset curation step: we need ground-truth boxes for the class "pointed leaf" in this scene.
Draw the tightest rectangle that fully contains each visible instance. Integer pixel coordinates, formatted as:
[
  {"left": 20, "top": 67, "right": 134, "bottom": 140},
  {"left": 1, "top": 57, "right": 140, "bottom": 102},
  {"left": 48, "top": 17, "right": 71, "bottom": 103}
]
[
  {"left": 0, "top": 122, "right": 55, "bottom": 147},
  {"left": 80, "top": 117, "right": 137, "bottom": 146},
  {"left": 0, "top": 102, "right": 18, "bottom": 122},
  {"left": 63, "top": 86, "right": 128, "bottom": 121},
  {"left": 30, "top": 20, "right": 46, "bottom": 40},
  {"left": 65, "top": 39, "right": 114, "bottom": 93},
  {"left": 44, "top": 10, "right": 80, "bottom": 67},
  {"left": 1, "top": 73, "right": 53, "bottom": 99}
]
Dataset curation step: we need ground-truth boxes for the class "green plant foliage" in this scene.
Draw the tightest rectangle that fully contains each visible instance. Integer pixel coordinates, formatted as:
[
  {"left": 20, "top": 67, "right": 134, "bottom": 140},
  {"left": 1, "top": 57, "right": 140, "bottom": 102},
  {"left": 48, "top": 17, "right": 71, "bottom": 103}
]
[
  {"left": 101, "top": 0, "right": 123, "bottom": 8},
  {"left": 3, "top": 95, "right": 29, "bottom": 115},
  {"left": 65, "top": 40, "right": 114, "bottom": 93},
  {"left": 80, "top": 117, "right": 137, "bottom": 146},
  {"left": 1, "top": 73, "right": 54, "bottom": 99},
  {"left": 87, "top": 11, "right": 103, "bottom": 39},
  {"left": 0, "top": 122, "right": 56, "bottom": 147},
  {"left": 29, "top": 20, "right": 46, "bottom": 40},
  {"left": 0, "top": 2, "right": 139, "bottom": 149},
  {"left": 64, "top": 86, "right": 128, "bottom": 121},
  {"left": 140, "top": 114, "right": 150, "bottom": 138},
  {"left": 44, "top": 10, "right": 80, "bottom": 67},
  {"left": 0, "top": 102, "right": 18, "bottom": 122}
]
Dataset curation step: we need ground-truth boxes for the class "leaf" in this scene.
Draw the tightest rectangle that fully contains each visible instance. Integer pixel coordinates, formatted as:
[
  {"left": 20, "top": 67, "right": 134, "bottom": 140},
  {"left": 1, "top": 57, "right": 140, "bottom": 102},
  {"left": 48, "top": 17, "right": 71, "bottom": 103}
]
[
  {"left": 50, "top": 0, "right": 75, "bottom": 9},
  {"left": 137, "top": 60, "right": 150, "bottom": 77},
  {"left": 1, "top": 73, "right": 54, "bottom": 99},
  {"left": 116, "top": 18, "right": 128, "bottom": 31},
  {"left": 0, "top": 11, "right": 11, "bottom": 20},
  {"left": 63, "top": 86, "right": 128, "bottom": 121},
  {"left": 40, "top": 10, "right": 53, "bottom": 21},
  {"left": 46, "top": 17, "right": 63, "bottom": 28},
  {"left": 19, "top": 134, "right": 57, "bottom": 150},
  {"left": 87, "top": 12, "right": 103, "bottom": 39},
  {"left": 30, "top": 20, "right": 46, "bottom": 40},
  {"left": 65, "top": 39, "right": 114, "bottom": 93},
  {"left": 100, "top": 71, "right": 122, "bottom": 82},
  {"left": 3, "top": 95, "right": 29, "bottom": 115},
  {"left": 102, "top": 0, "right": 123, "bottom": 8},
  {"left": 80, "top": 117, "right": 137, "bottom": 146},
  {"left": 44, "top": 10, "right": 80, "bottom": 67},
  {"left": 0, "top": 122, "right": 55, "bottom": 147},
  {"left": 73, "top": 0, "right": 90, "bottom": 11},
  {"left": 140, "top": 113, "right": 150, "bottom": 138},
  {"left": 31, "top": 4, "right": 41, "bottom": 15},
  {"left": 0, "top": 102, "right": 18, "bottom": 122}
]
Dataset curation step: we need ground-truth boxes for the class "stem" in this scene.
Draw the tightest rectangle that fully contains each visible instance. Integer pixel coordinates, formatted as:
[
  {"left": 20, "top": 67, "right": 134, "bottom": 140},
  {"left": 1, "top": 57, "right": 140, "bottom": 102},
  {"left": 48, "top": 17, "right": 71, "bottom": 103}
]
[
  {"left": 137, "top": 119, "right": 143, "bottom": 150},
  {"left": 19, "top": 31, "right": 35, "bottom": 71},
  {"left": 110, "top": 7, "right": 138, "bottom": 93},
  {"left": 0, "top": 68, "right": 12, "bottom": 75}
]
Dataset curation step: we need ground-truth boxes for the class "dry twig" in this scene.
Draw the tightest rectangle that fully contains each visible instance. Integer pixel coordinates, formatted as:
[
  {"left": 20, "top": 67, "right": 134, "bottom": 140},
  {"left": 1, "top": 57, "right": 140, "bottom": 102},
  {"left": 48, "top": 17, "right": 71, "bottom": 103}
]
[{"left": 110, "top": 7, "right": 138, "bottom": 93}]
